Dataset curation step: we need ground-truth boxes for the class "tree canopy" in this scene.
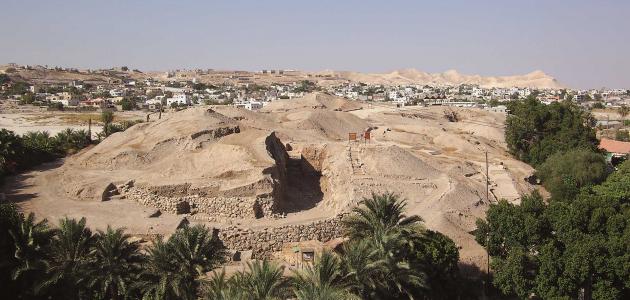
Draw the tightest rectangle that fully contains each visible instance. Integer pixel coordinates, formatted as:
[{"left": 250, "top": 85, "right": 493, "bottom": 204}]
[
  {"left": 505, "top": 97, "right": 599, "bottom": 166},
  {"left": 1, "top": 193, "right": 468, "bottom": 299},
  {"left": 536, "top": 148, "right": 608, "bottom": 201},
  {"left": 476, "top": 160, "right": 630, "bottom": 299}
]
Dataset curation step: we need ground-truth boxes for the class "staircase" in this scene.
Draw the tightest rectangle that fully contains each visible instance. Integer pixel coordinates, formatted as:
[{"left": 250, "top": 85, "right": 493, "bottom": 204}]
[{"left": 348, "top": 145, "right": 365, "bottom": 176}]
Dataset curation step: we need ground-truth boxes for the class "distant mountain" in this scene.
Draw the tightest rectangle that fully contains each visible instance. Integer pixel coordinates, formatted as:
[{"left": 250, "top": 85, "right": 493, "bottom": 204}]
[
  {"left": 317, "top": 69, "right": 564, "bottom": 89},
  {"left": 1, "top": 64, "right": 564, "bottom": 89}
]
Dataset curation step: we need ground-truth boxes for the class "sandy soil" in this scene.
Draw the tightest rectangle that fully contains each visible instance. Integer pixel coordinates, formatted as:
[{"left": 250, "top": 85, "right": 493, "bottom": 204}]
[
  {"left": 0, "top": 104, "right": 160, "bottom": 137},
  {"left": 2, "top": 93, "right": 536, "bottom": 270}
]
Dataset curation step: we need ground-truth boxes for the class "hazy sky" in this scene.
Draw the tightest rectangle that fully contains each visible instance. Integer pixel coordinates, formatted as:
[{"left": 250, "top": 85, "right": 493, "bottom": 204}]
[{"left": 1, "top": 0, "right": 628, "bottom": 88}]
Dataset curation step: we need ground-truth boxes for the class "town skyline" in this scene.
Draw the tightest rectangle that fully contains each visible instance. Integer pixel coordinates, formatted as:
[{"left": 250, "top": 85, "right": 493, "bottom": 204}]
[{"left": 1, "top": 0, "right": 629, "bottom": 89}]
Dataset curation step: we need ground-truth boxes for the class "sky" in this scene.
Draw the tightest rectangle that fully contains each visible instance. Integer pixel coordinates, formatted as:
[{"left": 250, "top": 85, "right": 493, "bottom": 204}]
[{"left": 0, "top": 0, "right": 628, "bottom": 89}]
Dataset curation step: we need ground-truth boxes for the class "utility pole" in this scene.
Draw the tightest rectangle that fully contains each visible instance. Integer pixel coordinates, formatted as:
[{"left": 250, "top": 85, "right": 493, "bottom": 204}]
[
  {"left": 486, "top": 150, "right": 489, "bottom": 204},
  {"left": 88, "top": 118, "right": 92, "bottom": 142},
  {"left": 485, "top": 150, "right": 490, "bottom": 298}
]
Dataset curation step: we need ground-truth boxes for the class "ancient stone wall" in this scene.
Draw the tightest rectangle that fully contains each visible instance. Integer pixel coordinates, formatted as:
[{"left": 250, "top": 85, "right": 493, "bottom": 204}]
[
  {"left": 125, "top": 186, "right": 261, "bottom": 219},
  {"left": 218, "top": 214, "right": 347, "bottom": 257},
  {"left": 264, "top": 131, "right": 288, "bottom": 212}
]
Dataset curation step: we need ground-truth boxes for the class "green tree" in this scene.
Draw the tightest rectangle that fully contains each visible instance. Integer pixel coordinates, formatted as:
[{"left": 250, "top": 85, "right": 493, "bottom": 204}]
[
  {"left": 343, "top": 192, "right": 423, "bottom": 240},
  {"left": 505, "top": 97, "right": 598, "bottom": 166},
  {"left": 88, "top": 226, "right": 144, "bottom": 300},
  {"left": 0, "top": 129, "right": 26, "bottom": 177},
  {"left": 120, "top": 98, "right": 135, "bottom": 111},
  {"left": 341, "top": 193, "right": 430, "bottom": 299},
  {"left": 536, "top": 149, "right": 608, "bottom": 201},
  {"left": 615, "top": 130, "right": 630, "bottom": 142},
  {"left": 9, "top": 213, "right": 53, "bottom": 284},
  {"left": 592, "top": 101, "right": 605, "bottom": 109},
  {"left": 137, "top": 225, "right": 226, "bottom": 300},
  {"left": 20, "top": 92, "right": 36, "bottom": 104},
  {"left": 39, "top": 217, "right": 96, "bottom": 299},
  {"left": 101, "top": 111, "right": 114, "bottom": 137},
  {"left": 415, "top": 230, "right": 461, "bottom": 300},
  {"left": 291, "top": 251, "right": 356, "bottom": 300},
  {"left": 476, "top": 162, "right": 630, "bottom": 299},
  {"left": 0, "top": 73, "right": 10, "bottom": 84},
  {"left": 203, "top": 268, "right": 241, "bottom": 300},
  {"left": 232, "top": 260, "right": 287, "bottom": 300},
  {"left": 0, "top": 203, "right": 22, "bottom": 296}
]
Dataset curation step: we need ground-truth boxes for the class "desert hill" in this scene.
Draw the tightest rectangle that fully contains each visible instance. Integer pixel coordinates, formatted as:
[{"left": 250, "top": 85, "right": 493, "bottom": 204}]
[
  {"left": 319, "top": 68, "right": 563, "bottom": 88},
  {"left": 2, "top": 64, "right": 564, "bottom": 89}
]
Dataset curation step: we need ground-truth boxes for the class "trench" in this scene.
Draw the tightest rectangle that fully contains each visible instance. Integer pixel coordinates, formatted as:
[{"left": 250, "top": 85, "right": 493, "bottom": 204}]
[{"left": 279, "top": 153, "right": 324, "bottom": 213}]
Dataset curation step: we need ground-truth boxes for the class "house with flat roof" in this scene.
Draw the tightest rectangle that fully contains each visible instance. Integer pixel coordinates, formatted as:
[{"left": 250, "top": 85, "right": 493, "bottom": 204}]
[{"left": 599, "top": 138, "right": 630, "bottom": 165}]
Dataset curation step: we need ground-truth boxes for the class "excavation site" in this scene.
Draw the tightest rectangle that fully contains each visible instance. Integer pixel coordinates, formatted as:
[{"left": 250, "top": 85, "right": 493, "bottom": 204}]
[{"left": 6, "top": 93, "right": 535, "bottom": 266}]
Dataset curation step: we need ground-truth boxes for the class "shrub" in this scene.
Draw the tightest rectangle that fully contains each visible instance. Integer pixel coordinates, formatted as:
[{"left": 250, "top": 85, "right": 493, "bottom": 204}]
[{"left": 536, "top": 149, "right": 608, "bottom": 201}]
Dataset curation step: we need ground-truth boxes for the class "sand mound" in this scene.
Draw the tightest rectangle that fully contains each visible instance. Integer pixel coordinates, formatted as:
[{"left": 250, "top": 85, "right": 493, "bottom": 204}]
[
  {"left": 76, "top": 108, "right": 242, "bottom": 170},
  {"left": 362, "top": 145, "right": 441, "bottom": 179},
  {"left": 288, "top": 110, "right": 369, "bottom": 140},
  {"left": 14, "top": 95, "right": 536, "bottom": 269}
]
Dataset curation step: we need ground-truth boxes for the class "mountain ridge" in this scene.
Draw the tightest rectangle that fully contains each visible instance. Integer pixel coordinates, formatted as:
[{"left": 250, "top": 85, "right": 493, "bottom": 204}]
[{"left": 317, "top": 68, "right": 563, "bottom": 89}]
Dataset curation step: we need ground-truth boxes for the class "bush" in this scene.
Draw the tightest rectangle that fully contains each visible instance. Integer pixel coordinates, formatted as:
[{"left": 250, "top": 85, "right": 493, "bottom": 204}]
[
  {"left": 120, "top": 98, "right": 135, "bottom": 111},
  {"left": 0, "top": 73, "right": 10, "bottom": 84},
  {"left": 536, "top": 149, "right": 608, "bottom": 201},
  {"left": 48, "top": 102, "right": 64, "bottom": 110},
  {"left": 0, "top": 128, "right": 90, "bottom": 181},
  {"left": 592, "top": 101, "right": 605, "bottom": 109},
  {"left": 19, "top": 93, "right": 35, "bottom": 105},
  {"left": 105, "top": 120, "right": 143, "bottom": 136},
  {"left": 615, "top": 130, "right": 630, "bottom": 142}
]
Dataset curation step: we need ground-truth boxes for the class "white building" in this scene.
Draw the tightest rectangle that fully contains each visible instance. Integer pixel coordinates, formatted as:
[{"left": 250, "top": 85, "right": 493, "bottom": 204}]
[
  {"left": 109, "top": 89, "right": 125, "bottom": 97},
  {"left": 145, "top": 96, "right": 164, "bottom": 105},
  {"left": 472, "top": 87, "right": 484, "bottom": 98},
  {"left": 50, "top": 98, "right": 79, "bottom": 106},
  {"left": 166, "top": 93, "right": 190, "bottom": 106},
  {"left": 246, "top": 100, "right": 263, "bottom": 110},
  {"left": 234, "top": 99, "right": 263, "bottom": 111},
  {"left": 518, "top": 88, "right": 531, "bottom": 98}
]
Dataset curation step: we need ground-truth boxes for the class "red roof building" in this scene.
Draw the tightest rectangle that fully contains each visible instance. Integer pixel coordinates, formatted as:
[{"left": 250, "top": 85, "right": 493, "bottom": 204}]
[{"left": 599, "top": 138, "right": 630, "bottom": 155}]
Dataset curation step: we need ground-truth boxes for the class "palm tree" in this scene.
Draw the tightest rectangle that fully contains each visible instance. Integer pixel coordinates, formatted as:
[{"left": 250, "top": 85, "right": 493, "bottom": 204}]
[
  {"left": 0, "top": 129, "right": 25, "bottom": 174},
  {"left": 137, "top": 225, "right": 227, "bottom": 300},
  {"left": 101, "top": 110, "right": 114, "bottom": 137},
  {"left": 342, "top": 192, "right": 423, "bottom": 241},
  {"left": 234, "top": 259, "right": 286, "bottom": 300},
  {"left": 340, "top": 239, "right": 385, "bottom": 297},
  {"left": 88, "top": 226, "right": 144, "bottom": 300},
  {"left": 22, "top": 131, "right": 55, "bottom": 154},
  {"left": 9, "top": 213, "right": 53, "bottom": 281},
  {"left": 341, "top": 193, "right": 429, "bottom": 299},
  {"left": 38, "top": 217, "right": 96, "bottom": 299},
  {"left": 291, "top": 251, "right": 357, "bottom": 300},
  {"left": 203, "top": 268, "right": 242, "bottom": 300},
  {"left": 136, "top": 237, "right": 182, "bottom": 300},
  {"left": 8, "top": 212, "right": 54, "bottom": 298}
]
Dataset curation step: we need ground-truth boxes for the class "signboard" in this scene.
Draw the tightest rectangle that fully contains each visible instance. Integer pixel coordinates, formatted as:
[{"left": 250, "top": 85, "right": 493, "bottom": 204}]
[{"left": 348, "top": 132, "right": 357, "bottom": 141}]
